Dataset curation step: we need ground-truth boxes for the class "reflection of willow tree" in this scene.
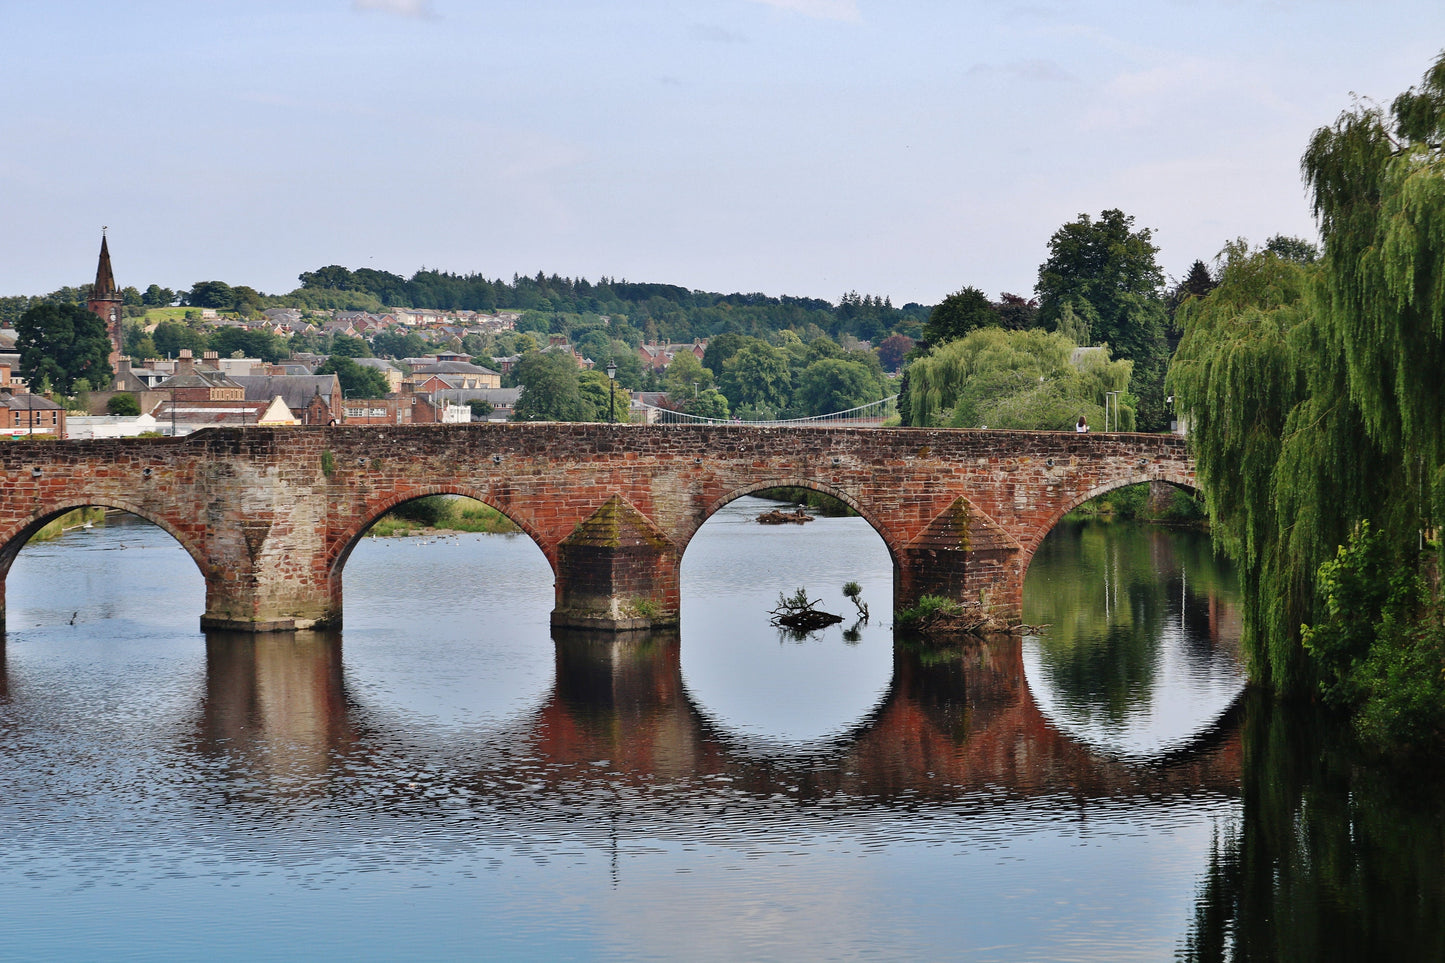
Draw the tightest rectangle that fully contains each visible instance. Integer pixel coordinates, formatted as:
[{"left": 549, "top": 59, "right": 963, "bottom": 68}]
[
  {"left": 1180, "top": 693, "right": 1445, "bottom": 961},
  {"left": 1025, "top": 521, "right": 1238, "bottom": 722}
]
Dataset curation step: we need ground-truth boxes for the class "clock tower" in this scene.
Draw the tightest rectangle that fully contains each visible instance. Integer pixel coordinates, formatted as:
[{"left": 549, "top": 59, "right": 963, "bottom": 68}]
[{"left": 87, "top": 229, "right": 125, "bottom": 383}]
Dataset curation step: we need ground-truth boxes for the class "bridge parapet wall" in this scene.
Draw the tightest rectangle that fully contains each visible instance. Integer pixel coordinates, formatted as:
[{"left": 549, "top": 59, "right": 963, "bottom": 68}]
[{"left": 0, "top": 425, "right": 1194, "bottom": 632}]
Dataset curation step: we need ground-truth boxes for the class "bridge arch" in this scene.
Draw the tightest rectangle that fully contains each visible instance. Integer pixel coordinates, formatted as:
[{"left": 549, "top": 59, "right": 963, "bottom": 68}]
[
  {"left": 679, "top": 478, "right": 903, "bottom": 566},
  {"left": 327, "top": 486, "right": 556, "bottom": 580},
  {"left": 1027, "top": 470, "right": 1201, "bottom": 556},
  {"left": 0, "top": 425, "right": 1197, "bottom": 632},
  {"left": 0, "top": 498, "right": 209, "bottom": 629},
  {"left": 0, "top": 498, "right": 208, "bottom": 583}
]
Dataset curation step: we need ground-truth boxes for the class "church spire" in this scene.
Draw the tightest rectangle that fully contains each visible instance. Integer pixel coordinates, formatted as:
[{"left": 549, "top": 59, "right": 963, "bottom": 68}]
[{"left": 93, "top": 229, "right": 119, "bottom": 300}]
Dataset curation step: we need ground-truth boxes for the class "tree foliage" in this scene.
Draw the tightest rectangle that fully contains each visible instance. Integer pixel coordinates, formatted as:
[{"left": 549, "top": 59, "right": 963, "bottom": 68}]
[
  {"left": 512, "top": 350, "right": 587, "bottom": 422},
  {"left": 16, "top": 302, "right": 113, "bottom": 394},
  {"left": 1036, "top": 209, "right": 1170, "bottom": 429},
  {"left": 720, "top": 340, "right": 792, "bottom": 414},
  {"left": 794, "top": 357, "right": 882, "bottom": 416},
  {"left": 1169, "top": 52, "right": 1445, "bottom": 725},
  {"left": 316, "top": 355, "right": 390, "bottom": 399},
  {"left": 921, "top": 286, "right": 998, "bottom": 346},
  {"left": 905, "top": 328, "right": 1132, "bottom": 431}
]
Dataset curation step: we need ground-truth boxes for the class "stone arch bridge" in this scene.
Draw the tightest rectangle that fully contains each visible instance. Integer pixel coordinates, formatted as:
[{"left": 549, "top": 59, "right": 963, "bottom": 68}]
[{"left": 0, "top": 425, "right": 1195, "bottom": 633}]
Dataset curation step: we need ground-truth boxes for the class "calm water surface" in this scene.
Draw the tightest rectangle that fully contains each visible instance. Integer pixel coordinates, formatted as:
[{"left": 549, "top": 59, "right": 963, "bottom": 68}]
[{"left": 1, "top": 499, "right": 1440, "bottom": 960}]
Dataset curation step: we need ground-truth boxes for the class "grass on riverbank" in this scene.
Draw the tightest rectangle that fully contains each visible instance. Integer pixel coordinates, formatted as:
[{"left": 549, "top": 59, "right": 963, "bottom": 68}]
[
  {"left": 29, "top": 507, "right": 107, "bottom": 542},
  {"left": 371, "top": 495, "right": 519, "bottom": 537},
  {"left": 1066, "top": 482, "right": 1206, "bottom": 525},
  {"left": 753, "top": 486, "right": 858, "bottom": 517}
]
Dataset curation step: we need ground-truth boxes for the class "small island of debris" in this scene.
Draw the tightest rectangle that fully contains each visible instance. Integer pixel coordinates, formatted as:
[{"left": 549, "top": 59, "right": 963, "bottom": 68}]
[{"left": 757, "top": 508, "right": 814, "bottom": 525}]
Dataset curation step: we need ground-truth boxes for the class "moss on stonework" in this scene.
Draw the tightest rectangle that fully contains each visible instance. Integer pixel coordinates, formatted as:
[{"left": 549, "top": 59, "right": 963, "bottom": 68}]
[
  {"left": 951, "top": 497, "right": 972, "bottom": 551},
  {"left": 561, "top": 495, "right": 671, "bottom": 550}
]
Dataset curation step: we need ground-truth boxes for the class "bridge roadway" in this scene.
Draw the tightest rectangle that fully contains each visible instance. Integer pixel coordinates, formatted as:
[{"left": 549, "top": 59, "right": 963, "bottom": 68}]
[{"left": 0, "top": 424, "right": 1195, "bottom": 633}]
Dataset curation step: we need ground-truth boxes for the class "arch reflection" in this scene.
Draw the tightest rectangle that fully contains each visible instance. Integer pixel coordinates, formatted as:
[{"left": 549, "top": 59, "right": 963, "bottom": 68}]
[
  {"left": 1023, "top": 519, "right": 1246, "bottom": 759},
  {"left": 187, "top": 628, "right": 1242, "bottom": 807}
]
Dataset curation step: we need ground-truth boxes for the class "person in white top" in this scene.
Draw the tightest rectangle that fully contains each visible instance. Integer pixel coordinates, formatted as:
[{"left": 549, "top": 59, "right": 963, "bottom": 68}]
[{"left": 1076, "top": 416, "right": 1088, "bottom": 433}]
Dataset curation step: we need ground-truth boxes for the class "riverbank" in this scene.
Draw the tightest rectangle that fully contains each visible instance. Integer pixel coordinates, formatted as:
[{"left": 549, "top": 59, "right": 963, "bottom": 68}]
[
  {"left": 370, "top": 495, "right": 519, "bottom": 537},
  {"left": 1066, "top": 480, "right": 1208, "bottom": 527},
  {"left": 29, "top": 507, "right": 108, "bottom": 542}
]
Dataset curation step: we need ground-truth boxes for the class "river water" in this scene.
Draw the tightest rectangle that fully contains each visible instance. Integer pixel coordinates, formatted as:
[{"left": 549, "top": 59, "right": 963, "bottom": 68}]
[{"left": 1, "top": 497, "right": 1441, "bottom": 960}]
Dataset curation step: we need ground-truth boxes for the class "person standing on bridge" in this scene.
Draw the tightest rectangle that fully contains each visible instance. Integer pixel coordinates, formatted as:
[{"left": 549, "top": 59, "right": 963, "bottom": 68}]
[{"left": 1076, "top": 416, "right": 1088, "bottom": 433}]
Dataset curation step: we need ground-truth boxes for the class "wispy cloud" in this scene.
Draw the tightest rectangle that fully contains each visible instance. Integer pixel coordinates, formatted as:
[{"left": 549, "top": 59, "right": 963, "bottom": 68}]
[
  {"left": 352, "top": 0, "right": 437, "bottom": 19},
  {"left": 746, "top": 0, "right": 862, "bottom": 23}
]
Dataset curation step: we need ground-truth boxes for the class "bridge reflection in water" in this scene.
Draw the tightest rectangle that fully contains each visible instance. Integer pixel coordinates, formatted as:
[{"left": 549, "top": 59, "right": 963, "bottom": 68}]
[{"left": 193, "top": 628, "right": 1242, "bottom": 808}]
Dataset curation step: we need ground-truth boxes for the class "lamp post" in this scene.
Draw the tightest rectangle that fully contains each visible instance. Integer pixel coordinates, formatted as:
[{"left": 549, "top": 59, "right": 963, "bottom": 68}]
[
  {"left": 606, "top": 360, "right": 618, "bottom": 423},
  {"left": 1104, "top": 390, "right": 1121, "bottom": 432}
]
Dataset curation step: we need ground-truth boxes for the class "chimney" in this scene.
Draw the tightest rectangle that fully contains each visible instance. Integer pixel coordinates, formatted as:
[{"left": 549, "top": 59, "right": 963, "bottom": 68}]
[
  {"left": 177, "top": 349, "right": 195, "bottom": 375},
  {"left": 202, "top": 350, "right": 220, "bottom": 367}
]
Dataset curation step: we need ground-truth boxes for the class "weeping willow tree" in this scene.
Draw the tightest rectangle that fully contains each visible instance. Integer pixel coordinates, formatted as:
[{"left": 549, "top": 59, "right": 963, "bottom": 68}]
[
  {"left": 904, "top": 327, "right": 1133, "bottom": 430},
  {"left": 1170, "top": 52, "right": 1445, "bottom": 722},
  {"left": 1304, "top": 53, "right": 1445, "bottom": 518}
]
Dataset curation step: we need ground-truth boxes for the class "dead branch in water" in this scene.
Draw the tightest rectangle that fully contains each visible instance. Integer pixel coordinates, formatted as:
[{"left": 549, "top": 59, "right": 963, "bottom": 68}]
[{"left": 769, "top": 587, "right": 844, "bottom": 632}]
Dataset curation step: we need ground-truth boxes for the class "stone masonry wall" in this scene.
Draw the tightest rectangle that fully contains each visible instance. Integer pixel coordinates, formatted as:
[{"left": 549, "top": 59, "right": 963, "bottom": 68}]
[{"left": 0, "top": 425, "right": 1195, "bottom": 631}]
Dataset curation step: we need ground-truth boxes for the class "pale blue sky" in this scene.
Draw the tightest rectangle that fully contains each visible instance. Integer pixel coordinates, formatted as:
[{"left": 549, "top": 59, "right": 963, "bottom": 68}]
[{"left": 3, "top": 1, "right": 1442, "bottom": 305}]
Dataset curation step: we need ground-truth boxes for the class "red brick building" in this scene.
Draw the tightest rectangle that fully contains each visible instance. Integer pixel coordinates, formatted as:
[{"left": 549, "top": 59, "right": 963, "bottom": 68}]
[{"left": 86, "top": 232, "right": 125, "bottom": 380}]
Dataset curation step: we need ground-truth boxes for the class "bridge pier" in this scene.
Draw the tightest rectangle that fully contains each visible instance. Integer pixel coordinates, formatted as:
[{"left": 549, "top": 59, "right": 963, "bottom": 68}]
[
  {"left": 895, "top": 546, "right": 1024, "bottom": 624},
  {"left": 894, "top": 496, "right": 1026, "bottom": 624},
  {"left": 198, "top": 545, "right": 340, "bottom": 633},
  {"left": 549, "top": 496, "right": 681, "bottom": 631}
]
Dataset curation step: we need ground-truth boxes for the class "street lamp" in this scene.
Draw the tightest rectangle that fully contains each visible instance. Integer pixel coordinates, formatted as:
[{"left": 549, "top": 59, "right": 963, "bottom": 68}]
[
  {"left": 1104, "top": 390, "right": 1121, "bottom": 432},
  {"left": 606, "top": 360, "right": 618, "bottom": 423}
]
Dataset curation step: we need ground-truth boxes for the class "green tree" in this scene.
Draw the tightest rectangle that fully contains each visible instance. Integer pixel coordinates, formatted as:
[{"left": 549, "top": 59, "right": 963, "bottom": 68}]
[
  {"left": 719, "top": 340, "right": 791, "bottom": 413},
  {"left": 184, "top": 280, "right": 234, "bottom": 309},
  {"left": 794, "top": 357, "right": 883, "bottom": 416},
  {"left": 152, "top": 319, "right": 208, "bottom": 359},
  {"left": 372, "top": 329, "right": 429, "bottom": 360},
  {"left": 512, "top": 350, "right": 587, "bottom": 421},
  {"left": 16, "top": 302, "right": 113, "bottom": 394},
  {"left": 123, "top": 321, "right": 158, "bottom": 360},
  {"left": 1167, "top": 243, "right": 1333, "bottom": 690},
  {"left": 299, "top": 265, "right": 357, "bottom": 290},
  {"left": 1303, "top": 53, "right": 1445, "bottom": 488},
  {"left": 1263, "top": 233, "right": 1319, "bottom": 264},
  {"left": 316, "top": 355, "right": 390, "bottom": 398},
  {"left": 1170, "top": 52, "right": 1445, "bottom": 711},
  {"left": 141, "top": 284, "right": 175, "bottom": 307},
  {"left": 921, "top": 286, "right": 998, "bottom": 346},
  {"left": 663, "top": 350, "right": 713, "bottom": 399},
  {"left": 685, "top": 387, "right": 730, "bottom": 420},
  {"left": 328, "top": 333, "right": 372, "bottom": 358},
  {"left": 906, "top": 327, "right": 1132, "bottom": 430},
  {"left": 467, "top": 399, "right": 494, "bottom": 420},
  {"left": 1036, "top": 209, "right": 1170, "bottom": 430},
  {"left": 107, "top": 393, "right": 141, "bottom": 416},
  {"left": 578, "top": 369, "right": 629, "bottom": 421},
  {"left": 701, "top": 332, "right": 750, "bottom": 376}
]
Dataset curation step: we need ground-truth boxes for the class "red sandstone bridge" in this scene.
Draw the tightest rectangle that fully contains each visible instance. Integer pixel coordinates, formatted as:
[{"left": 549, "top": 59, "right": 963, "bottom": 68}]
[{"left": 0, "top": 424, "right": 1195, "bottom": 633}]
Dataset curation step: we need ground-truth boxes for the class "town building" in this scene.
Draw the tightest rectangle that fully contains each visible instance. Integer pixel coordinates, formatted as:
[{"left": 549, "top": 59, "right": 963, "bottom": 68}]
[
  {"left": 1, "top": 389, "right": 66, "bottom": 438},
  {"left": 638, "top": 339, "right": 707, "bottom": 372},
  {"left": 86, "top": 231, "right": 125, "bottom": 379}
]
